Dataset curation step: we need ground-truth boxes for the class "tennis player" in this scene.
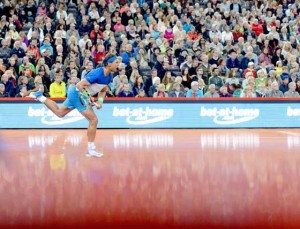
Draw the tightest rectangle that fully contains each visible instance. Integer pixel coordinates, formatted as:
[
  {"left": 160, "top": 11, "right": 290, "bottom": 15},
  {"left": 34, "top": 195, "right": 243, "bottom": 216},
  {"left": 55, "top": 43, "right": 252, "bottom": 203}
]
[{"left": 28, "top": 54, "right": 121, "bottom": 158}]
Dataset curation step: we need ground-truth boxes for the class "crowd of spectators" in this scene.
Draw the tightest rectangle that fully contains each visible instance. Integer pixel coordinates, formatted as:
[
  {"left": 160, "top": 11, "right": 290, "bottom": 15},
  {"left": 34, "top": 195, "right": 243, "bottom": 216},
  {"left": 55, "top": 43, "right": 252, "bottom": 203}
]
[{"left": 0, "top": 0, "right": 300, "bottom": 99}]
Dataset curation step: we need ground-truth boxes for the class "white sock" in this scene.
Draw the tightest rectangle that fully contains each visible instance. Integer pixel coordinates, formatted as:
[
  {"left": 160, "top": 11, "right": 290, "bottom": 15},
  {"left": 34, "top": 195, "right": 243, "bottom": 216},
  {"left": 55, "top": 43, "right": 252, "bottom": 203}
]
[
  {"left": 37, "top": 96, "right": 47, "bottom": 103},
  {"left": 88, "top": 142, "right": 96, "bottom": 149}
]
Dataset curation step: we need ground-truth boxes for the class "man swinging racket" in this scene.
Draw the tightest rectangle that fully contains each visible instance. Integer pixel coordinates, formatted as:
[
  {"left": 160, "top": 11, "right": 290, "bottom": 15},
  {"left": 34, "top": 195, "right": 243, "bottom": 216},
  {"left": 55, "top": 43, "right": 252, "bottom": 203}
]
[{"left": 28, "top": 54, "right": 121, "bottom": 158}]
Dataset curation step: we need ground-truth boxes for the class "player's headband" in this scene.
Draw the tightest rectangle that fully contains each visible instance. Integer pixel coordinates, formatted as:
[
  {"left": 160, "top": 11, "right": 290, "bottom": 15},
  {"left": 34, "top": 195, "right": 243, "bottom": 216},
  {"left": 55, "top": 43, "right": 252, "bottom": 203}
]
[{"left": 106, "top": 56, "right": 117, "bottom": 64}]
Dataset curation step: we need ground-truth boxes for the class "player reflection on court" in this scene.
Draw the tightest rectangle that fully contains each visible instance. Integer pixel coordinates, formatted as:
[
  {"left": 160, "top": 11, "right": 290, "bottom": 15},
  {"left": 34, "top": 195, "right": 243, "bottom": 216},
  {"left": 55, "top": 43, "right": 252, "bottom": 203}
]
[
  {"left": 113, "top": 133, "right": 174, "bottom": 149},
  {"left": 200, "top": 133, "right": 260, "bottom": 149},
  {"left": 28, "top": 134, "right": 83, "bottom": 148}
]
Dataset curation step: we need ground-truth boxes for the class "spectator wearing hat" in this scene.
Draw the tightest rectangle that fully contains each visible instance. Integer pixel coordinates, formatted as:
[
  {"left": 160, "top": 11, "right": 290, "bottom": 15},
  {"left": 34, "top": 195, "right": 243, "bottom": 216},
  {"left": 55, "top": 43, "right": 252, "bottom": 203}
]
[
  {"left": 279, "top": 75, "right": 290, "bottom": 94},
  {"left": 164, "top": 48, "right": 177, "bottom": 67},
  {"left": 177, "top": 48, "right": 188, "bottom": 67},
  {"left": 6, "top": 24, "right": 19, "bottom": 40},
  {"left": 226, "top": 50, "right": 240, "bottom": 71},
  {"left": 41, "top": 48, "right": 53, "bottom": 68}
]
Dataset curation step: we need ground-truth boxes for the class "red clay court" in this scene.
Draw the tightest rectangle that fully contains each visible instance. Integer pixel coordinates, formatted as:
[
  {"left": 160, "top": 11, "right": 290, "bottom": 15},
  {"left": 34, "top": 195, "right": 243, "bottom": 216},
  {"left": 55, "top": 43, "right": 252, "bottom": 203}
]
[{"left": 1, "top": 129, "right": 300, "bottom": 228}]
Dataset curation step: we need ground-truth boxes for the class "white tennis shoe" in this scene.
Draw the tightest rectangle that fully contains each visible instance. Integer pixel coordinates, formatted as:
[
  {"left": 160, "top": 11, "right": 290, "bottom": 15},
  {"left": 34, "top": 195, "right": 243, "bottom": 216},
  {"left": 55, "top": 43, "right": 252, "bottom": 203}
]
[
  {"left": 86, "top": 148, "right": 104, "bottom": 158},
  {"left": 27, "top": 90, "right": 43, "bottom": 100}
]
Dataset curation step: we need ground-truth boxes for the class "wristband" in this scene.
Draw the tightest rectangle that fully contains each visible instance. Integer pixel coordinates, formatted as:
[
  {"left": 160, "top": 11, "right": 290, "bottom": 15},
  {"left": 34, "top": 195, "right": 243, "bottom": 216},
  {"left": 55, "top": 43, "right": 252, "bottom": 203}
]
[{"left": 98, "top": 97, "right": 104, "bottom": 103}]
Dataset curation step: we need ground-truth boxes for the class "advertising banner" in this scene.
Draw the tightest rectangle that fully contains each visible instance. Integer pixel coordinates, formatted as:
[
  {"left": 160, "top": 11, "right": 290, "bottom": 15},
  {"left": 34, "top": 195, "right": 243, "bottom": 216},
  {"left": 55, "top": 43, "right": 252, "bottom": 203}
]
[{"left": 0, "top": 101, "right": 300, "bottom": 128}]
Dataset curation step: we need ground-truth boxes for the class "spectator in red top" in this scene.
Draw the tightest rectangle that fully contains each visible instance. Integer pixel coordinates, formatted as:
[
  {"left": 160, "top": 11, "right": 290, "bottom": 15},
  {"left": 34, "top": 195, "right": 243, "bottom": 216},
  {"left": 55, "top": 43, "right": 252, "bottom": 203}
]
[
  {"left": 251, "top": 19, "right": 263, "bottom": 36},
  {"left": 243, "top": 62, "right": 257, "bottom": 78},
  {"left": 93, "top": 44, "right": 106, "bottom": 65},
  {"left": 232, "top": 25, "right": 243, "bottom": 42},
  {"left": 90, "top": 24, "right": 104, "bottom": 40}
]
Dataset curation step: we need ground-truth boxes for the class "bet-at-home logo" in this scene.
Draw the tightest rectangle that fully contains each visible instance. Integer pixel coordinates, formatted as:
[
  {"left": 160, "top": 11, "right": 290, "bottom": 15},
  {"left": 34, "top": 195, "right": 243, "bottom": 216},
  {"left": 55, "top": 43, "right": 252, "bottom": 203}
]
[
  {"left": 200, "top": 106, "right": 260, "bottom": 125},
  {"left": 113, "top": 106, "right": 174, "bottom": 125}
]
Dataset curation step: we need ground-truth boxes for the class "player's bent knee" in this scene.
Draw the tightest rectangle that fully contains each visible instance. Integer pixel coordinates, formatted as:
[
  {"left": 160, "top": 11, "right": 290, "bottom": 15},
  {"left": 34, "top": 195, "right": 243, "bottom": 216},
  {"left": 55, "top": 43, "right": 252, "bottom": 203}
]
[
  {"left": 89, "top": 116, "right": 98, "bottom": 126},
  {"left": 56, "top": 113, "right": 66, "bottom": 118},
  {"left": 56, "top": 111, "right": 68, "bottom": 118}
]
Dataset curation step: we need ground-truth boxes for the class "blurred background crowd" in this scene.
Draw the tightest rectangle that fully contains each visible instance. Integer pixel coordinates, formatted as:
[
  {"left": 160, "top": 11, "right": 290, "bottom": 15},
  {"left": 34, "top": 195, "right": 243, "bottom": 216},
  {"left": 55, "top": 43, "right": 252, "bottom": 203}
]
[{"left": 0, "top": 0, "right": 300, "bottom": 99}]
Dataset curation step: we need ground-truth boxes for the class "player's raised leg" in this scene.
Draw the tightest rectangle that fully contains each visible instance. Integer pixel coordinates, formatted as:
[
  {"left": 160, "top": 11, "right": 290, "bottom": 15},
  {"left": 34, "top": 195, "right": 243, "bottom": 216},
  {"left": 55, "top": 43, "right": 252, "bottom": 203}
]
[
  {"left": 80, "top": 108, "right": 103, "bottom": 158},
  {"left": 28, "top": 90, "right": 72, "bottom": 118}
]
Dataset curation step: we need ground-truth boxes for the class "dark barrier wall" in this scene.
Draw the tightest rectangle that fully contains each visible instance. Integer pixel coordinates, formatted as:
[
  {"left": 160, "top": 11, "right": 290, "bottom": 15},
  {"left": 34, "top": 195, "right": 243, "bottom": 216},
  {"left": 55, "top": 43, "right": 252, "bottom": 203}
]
[{"left": 0, "top": 98, "right": 300, "bottom": 128}]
